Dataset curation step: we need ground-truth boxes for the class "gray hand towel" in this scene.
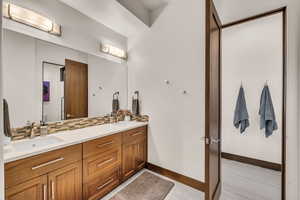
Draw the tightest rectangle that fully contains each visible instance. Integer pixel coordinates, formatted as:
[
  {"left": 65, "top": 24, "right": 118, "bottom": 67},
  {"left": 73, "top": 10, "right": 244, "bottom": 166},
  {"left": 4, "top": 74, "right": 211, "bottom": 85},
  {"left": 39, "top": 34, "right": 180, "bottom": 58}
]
[
  {"left": 132, "top": 99, "right": 140, "bottom": 116},
  {"left": 112, "top": 99, "right": 119, "bottom": 113},
  {"left": 3, "top": 99, "right": 12, "bottom": 137},
  {"left": 259, "top": 85, "right": 278, "bottom": 137},
  {"left": 234, "top": 87, "right": 250, "bottom": 133}
]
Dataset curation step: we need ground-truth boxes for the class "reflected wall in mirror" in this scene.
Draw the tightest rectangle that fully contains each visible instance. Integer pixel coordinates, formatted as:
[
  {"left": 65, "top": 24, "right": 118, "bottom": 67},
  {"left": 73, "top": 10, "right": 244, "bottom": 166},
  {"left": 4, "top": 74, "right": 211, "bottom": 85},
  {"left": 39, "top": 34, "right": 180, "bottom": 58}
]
[
  {"left": 3, "top": 29, "right": 128, "bottom": 128},
  {"left": 42, "top": 62, "right": 65, "bottom": 122}
]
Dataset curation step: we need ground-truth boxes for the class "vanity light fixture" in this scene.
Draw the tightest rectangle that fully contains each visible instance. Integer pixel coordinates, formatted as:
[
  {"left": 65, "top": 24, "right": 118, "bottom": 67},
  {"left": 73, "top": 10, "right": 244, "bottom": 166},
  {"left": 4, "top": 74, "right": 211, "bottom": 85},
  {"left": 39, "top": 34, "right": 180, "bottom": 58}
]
[
  {"left": 101, "top": 43, "right": 127, "bottom": 60},
  {"left": 3, "top": 2, "right": 62, "bottom": 36}
]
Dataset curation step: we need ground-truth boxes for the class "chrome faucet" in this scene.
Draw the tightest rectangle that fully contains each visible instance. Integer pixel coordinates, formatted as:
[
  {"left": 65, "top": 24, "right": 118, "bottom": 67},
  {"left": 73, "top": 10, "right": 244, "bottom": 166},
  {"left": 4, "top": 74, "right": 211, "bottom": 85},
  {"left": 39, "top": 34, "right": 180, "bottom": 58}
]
[{"left": 29, "top": 122, "right": 37, "bottom": 139}]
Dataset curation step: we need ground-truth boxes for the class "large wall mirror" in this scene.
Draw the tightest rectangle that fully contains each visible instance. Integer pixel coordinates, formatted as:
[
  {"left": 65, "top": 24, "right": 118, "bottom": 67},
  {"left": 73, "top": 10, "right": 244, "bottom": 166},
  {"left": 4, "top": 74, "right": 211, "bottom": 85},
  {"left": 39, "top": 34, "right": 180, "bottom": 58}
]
[{"left": 3, "top": 29, "right": 128, "bottom": 128}]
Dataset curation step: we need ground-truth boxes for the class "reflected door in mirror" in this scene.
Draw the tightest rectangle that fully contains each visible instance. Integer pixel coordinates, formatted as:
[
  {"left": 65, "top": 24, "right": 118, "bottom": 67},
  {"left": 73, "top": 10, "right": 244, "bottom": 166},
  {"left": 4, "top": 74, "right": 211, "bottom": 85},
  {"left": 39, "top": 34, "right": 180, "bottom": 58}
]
[{"left": 65, "top": 59, "right": 88, "bottom": 120}]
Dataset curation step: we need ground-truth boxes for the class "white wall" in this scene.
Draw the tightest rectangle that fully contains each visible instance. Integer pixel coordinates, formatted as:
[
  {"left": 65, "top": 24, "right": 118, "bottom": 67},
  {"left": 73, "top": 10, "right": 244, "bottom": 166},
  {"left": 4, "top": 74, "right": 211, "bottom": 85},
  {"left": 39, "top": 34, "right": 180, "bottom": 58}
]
[
  {"left": 214, "top": 0, "right": 300, "bottom": 199},
  {"left": 3, "top": 30, "right": 128, "bottom": 128},
  {"left": 222, "top": 14, "right": 283, "bottom": 164},
  {"left": 3, "top": 0, "right": 127, "bottom": 64},
  {"left": 127, "top": 0, "right": 206, "bottom": 181},
  {"left": 0, "top": 0, "right": 4, "bottom": 198}
]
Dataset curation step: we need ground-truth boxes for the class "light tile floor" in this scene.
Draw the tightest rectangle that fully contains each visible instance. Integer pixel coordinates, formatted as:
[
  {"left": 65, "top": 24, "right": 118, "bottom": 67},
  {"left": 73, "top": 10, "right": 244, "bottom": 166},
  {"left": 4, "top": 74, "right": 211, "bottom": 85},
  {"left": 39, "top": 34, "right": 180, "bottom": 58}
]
[
  {"left": 101, "top": 159, "right": 281, "bottom": 200},
  {"left": 220, "top": 159, "right": 281, "bottom": 200}
]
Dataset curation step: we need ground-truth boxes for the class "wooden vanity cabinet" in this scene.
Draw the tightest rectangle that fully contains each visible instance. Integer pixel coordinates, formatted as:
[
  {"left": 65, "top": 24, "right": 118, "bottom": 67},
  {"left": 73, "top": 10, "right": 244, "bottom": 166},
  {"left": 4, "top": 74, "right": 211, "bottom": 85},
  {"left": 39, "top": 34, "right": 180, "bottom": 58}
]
[
  {"left": 5, "top": 175, "right": 47, "bottom": 200},
  {"left": 5, "top": 144, "right": 83, "bottom": 200},
  {"left": 48, "top": 161, "right": 82, "bottom": 200},
  {"left": 5, "top": 125, "right": 148, "bottom": 200},
  {"left": 122, "top": 126, "right": 147, "bottom": 181},
  {"left": 82, "top": 133, "right": 122, "bottom": 200}
]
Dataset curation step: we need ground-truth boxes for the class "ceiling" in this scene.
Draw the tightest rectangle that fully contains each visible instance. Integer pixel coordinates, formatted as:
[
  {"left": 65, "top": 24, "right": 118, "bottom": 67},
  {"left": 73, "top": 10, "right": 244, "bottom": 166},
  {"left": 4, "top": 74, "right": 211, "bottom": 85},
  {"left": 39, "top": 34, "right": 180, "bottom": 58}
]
[
  {"left": 58, "top": 0, "right": 149, "bottom": 38},
  {"left": 58, "top": 0, "right": 169, "bottom": 38},
  {"left": 213, "top": 0, "right": 288, "bottom": 24},
  {"left": 139, "top": 0, "right": 168, "bottom": 11}
]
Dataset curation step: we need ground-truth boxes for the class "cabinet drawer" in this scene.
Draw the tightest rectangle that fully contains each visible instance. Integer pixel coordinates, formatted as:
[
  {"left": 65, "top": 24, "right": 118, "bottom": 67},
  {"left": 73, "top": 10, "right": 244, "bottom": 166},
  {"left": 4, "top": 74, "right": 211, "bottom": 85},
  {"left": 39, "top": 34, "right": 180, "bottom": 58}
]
[
  {"left": 83, "top": 133, "right": 121, "bottom": 158},
  {"left": 83, "top": 148, "right": 121, "bottom": 183},
  {"left": 5, "top": 144, "right": 82, "bottom": 188},
  {"left": 123, "top": 126, "right": 147, "bottom": 144},
  {"left": 83, "top": 168, "right": 120, "bottom": 200}
]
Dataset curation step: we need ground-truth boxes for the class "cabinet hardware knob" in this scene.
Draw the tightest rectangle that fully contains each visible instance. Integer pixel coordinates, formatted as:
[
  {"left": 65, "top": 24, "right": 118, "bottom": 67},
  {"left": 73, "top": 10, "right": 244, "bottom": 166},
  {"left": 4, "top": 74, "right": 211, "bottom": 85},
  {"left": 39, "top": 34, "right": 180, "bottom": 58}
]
[
  {"left": 131, "top": 132, "right": 143, "bottom": 137},
  {"left": 97, "top": 158, "right": 114, "bottom": 168},
  {"left": 96, "top": 178, "right": 114, "bottom": 190},
  {"left": 43, "top": 184, "right": 47, "bottom": 200},
  {"left": 31, "top": 157, "right": 64, "bottom": 170},
  {"left": 51, "top": 180, "right": 55, "bottom": 200},
  {"left": 97, "top": 141, "right": 114, "bottom": 148}
]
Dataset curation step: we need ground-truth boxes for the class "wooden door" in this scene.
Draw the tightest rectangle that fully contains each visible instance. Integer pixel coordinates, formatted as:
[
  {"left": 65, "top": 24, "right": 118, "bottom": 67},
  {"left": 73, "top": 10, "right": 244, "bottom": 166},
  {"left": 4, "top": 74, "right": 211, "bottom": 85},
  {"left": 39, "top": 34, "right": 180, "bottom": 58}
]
[
  {"left": 205, "top": 2, "right": 222, "bottom": 200},
  {"left": 122, "top": 142, "right": 137, "bottom": 180},
  {"left": 65, "top": 59, "right": 88, "bottom": 120},
  {"left": 6, "top": 176, "right": 47, "bottom": 200},
  {"left": 48, "top": 161, "right": 82, "bottom": 200},
  {"left": 135, "top": 138, "right": 147, "bottom": 170}
]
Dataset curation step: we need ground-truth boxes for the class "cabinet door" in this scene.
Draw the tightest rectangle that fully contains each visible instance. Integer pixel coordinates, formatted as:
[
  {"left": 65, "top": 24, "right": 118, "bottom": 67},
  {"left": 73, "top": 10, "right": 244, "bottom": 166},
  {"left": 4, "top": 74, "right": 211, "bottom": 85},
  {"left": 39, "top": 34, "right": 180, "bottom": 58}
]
[
  {"left": 6, "top": 175, "right": 47, "bottom": 200},
  {"left": 48, "top": 161, "right": 82, "bottom": 200},
  {"left": 122, "top": 138, "right": 147, "bottom": 180},
  {"left": 135, "top": 138, "right": 147, "bottom": 170},
  {"left": 122, "top": 142, "right": 137, "bottom": 180}
]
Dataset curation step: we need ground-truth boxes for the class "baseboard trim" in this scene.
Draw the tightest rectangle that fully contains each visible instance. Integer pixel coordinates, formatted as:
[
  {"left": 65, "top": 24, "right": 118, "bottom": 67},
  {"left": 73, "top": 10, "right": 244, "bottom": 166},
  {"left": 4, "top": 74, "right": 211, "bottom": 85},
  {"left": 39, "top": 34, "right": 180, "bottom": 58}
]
[
  {"left": 146, "top": 162, "right": 206, "bottom": 192},
  {"left": 221, "top": 152, "right": 282, "bottom": 171}
]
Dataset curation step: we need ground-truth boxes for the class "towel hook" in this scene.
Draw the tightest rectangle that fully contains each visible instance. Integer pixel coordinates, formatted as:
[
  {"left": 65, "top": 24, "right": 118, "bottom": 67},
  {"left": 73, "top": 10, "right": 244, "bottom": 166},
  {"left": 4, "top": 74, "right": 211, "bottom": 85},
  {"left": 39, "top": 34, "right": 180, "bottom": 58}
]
[
  {"left": 133, "top": 91, "right": 139, "bottom": 100},
  {"left": 265, "top": 80, "right": 269, "bottom": 86},
  {"left": 113, "top": 91, "right": 119, "bottom": 100}
]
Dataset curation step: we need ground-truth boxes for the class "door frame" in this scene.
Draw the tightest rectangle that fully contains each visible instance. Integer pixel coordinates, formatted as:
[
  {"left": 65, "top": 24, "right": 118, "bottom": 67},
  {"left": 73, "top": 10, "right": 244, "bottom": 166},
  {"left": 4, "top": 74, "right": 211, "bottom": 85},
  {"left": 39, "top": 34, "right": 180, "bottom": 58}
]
[
  {"left": 205, "top": 5, "right": 287, "bottom": 200},
  {"left": 41, "top": 61, "right": 65, "bottom": 122},
  {"left": 204, "top": 1, "right": 222, "bottom": 200}
]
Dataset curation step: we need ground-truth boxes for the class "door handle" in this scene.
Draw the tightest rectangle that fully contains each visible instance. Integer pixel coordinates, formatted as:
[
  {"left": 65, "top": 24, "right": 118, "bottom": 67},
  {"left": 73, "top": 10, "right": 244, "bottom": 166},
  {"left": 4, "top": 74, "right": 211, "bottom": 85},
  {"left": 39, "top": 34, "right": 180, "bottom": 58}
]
[
  {"left": 201, "top": 137, "right": 220, "bottom": 144},
  {"left": 211, "top": 138, "right": 221, "bottom": 144},
  {"left": 66, "top": 114, "right": 72, "bottom": 118}
]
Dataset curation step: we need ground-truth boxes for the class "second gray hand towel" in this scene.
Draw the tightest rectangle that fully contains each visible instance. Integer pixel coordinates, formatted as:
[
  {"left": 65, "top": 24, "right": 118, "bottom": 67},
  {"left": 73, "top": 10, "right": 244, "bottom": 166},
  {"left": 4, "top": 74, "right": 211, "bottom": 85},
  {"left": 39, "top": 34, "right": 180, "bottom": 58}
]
[
  {"left": 234, "top": 86, "right": 250, "bottom": 133},
  {"left": 259, "top": 85, "right": 278, "bottom": 137}
]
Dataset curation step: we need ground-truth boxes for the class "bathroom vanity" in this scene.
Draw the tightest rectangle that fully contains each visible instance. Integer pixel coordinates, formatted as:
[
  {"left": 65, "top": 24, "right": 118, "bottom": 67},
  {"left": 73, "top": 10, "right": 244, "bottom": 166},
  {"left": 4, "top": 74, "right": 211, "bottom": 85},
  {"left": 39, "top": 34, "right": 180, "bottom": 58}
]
[{"left": 4, "top": 122, "right": 147, "bottom": 200}]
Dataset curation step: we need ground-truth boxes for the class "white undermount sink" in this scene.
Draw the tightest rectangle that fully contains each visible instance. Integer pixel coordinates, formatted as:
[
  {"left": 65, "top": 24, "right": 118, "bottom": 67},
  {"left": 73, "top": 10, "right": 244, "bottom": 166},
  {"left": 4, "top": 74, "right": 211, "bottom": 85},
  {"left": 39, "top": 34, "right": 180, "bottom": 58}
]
[
  {"left": 12, "top": 136, "right": 64, "bottom": 152},
  {"left": 111, "top": 121, "right": 134, "bottom": 127}
]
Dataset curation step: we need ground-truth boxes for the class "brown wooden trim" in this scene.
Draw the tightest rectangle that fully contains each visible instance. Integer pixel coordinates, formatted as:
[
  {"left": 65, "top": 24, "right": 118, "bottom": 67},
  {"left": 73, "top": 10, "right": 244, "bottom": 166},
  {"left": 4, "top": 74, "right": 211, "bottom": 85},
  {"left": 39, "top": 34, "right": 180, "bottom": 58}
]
[
  {"left": 219, "top": 7, "right": 287, "bottom": 200},
  {"left": 145, "top": 163, "right": 206, "bottom": 192},
  {"left": 281, "top": 7, "right": 287, "bottom": 200},
  {"left": 221, "top": 152, "right": 282, "bottom": 171},
  {"left": 205, "top": 1, "right": 222, "bottom": 200},
  {"left": 204, "top": 0, "right": 211, "bottom": 196},
  {"left": 222, "top": 7, "right": 286, "bottom": 29}
]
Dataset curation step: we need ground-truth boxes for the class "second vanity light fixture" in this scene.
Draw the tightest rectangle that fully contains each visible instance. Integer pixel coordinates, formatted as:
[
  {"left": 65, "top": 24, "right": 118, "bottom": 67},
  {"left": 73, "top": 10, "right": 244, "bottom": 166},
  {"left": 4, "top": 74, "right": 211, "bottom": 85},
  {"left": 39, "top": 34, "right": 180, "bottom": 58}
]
[
  {"left": 3, "top": 2, "right": 62, "bottom": 36},
  {"left": 101, "top": 43, "right": 128, "bottom": 60}
]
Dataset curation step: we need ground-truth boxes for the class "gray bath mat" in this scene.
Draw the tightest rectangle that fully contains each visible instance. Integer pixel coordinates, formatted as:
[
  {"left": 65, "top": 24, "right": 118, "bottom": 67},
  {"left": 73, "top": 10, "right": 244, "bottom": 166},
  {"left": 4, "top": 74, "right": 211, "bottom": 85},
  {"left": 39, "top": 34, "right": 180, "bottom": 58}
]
[{"left": 110, "top": 171, "right": 174, "bottom": 200}]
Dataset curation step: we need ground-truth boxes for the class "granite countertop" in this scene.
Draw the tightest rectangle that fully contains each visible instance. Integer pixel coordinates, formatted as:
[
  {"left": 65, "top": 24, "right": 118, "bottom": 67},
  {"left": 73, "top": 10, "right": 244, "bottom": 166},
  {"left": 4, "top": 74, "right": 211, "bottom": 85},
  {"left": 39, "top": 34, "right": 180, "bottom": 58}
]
[{"left": 4, "top": 121, "right": 148, "bottom": 163}]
